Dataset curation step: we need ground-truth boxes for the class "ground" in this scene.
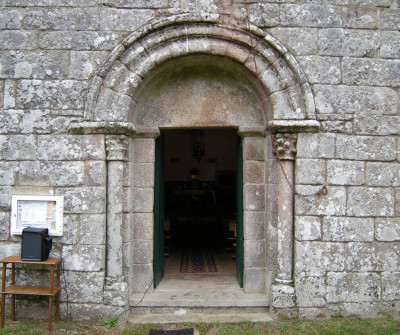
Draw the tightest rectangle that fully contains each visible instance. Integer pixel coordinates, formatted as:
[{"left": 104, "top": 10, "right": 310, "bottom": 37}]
[{"left": 0, "top": 317, "right": 400, "bottom": 335}]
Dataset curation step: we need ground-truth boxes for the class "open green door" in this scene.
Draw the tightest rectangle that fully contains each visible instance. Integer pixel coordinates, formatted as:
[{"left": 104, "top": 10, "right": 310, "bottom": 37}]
[
  {"left": 153, "top": 135, "right": 165, "bottom": 288},
  {"left": 236, "top": 136, "right": 244, "bottom": 287}
]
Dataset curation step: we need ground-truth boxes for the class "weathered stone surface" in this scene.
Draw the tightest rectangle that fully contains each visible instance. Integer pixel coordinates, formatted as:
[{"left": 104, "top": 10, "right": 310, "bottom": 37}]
[
  {"left": 244, "top": 240, "right": 266, "bottom": 268},
  {"left": 19, "top": 161, "right": 84, "bottom": 186},
  {"left": 17, "top": 80, "right": 87, "bottom": 109},
  {"left": 295, "top": 186, "right": 346, "bottom": 216},
  {"left": 244, "top": 267, "right": 265, "bottom": 294},
  {"left": 0, "top": 135, "right": 36, "bottom": 160},
  {"left": 295, "top": 216, "right": 321, "bottom": 241},
  {"left": 0, "top": 10, "right": 22, "bottom": 29},
  {"left": 314, "top": 85, "right": 399, "bottom": 115},
  {"left": 100, "top": 8, "right": 155, "bottom": 31},
  {"left": 37, "top": 135, "right": 105, "bottom": 160},
  {"left": 327, "top": 272, "right": 381, "bottom": 303},
  {"left": 281, "top": 4, "right": 343, "bottom": 27},
  {"left": 0, "top": 31, "right": 37, "bottom": 50},
  {"left": 62, "top": 245, "right": 105, "bottom": 271},
  {"left": 132, "top": 240, "right": 152, "bottom": 264},
  {"left": 76, "top": 214, "right": 105, "bottom": 244},
  {"left": 295, "top": 276, "right": 326, "bottom": 307},
  {"left": 295, "top": 241, "right": 345, "bottom": 276},
  {"left": 243, "top": 137, "right": 265, "bottom": 161},
  {"left": 134, "top": 163, "right": 154, "bottom": 187},
  {"left": 99, "top": 0, "right": 168, "bottom": 8},
  {"left": 347, "top": 187, "right": 394, "bottom": 217},
  {"left": 336, "top": 135, "right": 396, "bottom": 161},
  {"left": 38, "top": 31, "right": 121, "bottom": 50},
  {"left": 327, "top": 160, "right": 364, "bottom": 185},
  {"left": 0, "top": 109, "right": 51, "bottom": 134},
  {"left": 63, "top": 271, "right": 104, "bottom": 303},
  {"left": 244, "top": 184, "right": 265, "bottom": 211},
  {"left": 355, "top": 115, "right": 400, "bottom": 135},
  {"left": 69, "top": 51, "right": 107, "bottom": 80},
  {"left": 295, "top": 159, "right": 325, "bottom": 185},
  {"left": 131, "top": 263, "right": 153, "bottom": 293},
  {"left": 0, "top": 162, "right": 18, "bottom": 186},
  {"left": 0, "top": 51, "right": 68, "bottom": 79},
  {"left": 268, "top": 28, "right": 318, "bottom": 55},
  {"left": 57, "top": 187, "right": 106, "bottom": 214},
  {"left": 345, "top": 242, "right": 400, "bottom": 272},
  {"left": 298, "top": 56, "right": 340, "bottom": 84},
  {"left": 61, "top": 214, "right": 79, "bottom": 245},
  {"left": 322, "top": 217, "right": 374, "bottom": 242},
  {"left": 94, "top": 87, "right": 132, "bottom": 122},
  {"left": 244, "top": 211, "right": 265, "bottom": 241},
  {"left": 375, "top": 218, "right": 400, "bottom": 241},
  {"left": 297, "top": 134, "right": 335, "bottom": 159},
  {"left": 133, "top": 138, "right": 155, "bottom": 163},
  {"left": 87, "top": 161, "right": 106, "bottom": 186},
  {"left": 366, "top": 162, "right": 400, "bottom": 186},
  {"left": 132, "top": 213, "right": 153, "bottom": 240},
  {"left": 382, "top": 272, "right": 400, "bottom": 301},
  {"left": 343, "top": 6, "right": 378, "bottom": 29},
  {"left": 380, "top": 8, "right": 400, "bottom": 30},
  {"left": 244, "top": 161, "right": 264, "bottom": 184},
  {"left": 342, "top": 58, "right": 400, "bottom": 87},
  {"left": 381, "top": 31, "right": 400, "bottom": 59},
  {"left": 24, "top": 8, "right": 99, "bottom": 30},
  {"left": 132, "top": 188, "right": 153, "bottom": 213},
  {"left": 271, "top": 284, "right": 296, "bottom": 308},
  {"left": 0, "top": 212, "right": 10, "bottom": 241},
  {"left": 319, "top": 29, "right": 378, "bottom": 57},
  {"left": 248, "top": 3, "right": 279, "bottom": 27}
]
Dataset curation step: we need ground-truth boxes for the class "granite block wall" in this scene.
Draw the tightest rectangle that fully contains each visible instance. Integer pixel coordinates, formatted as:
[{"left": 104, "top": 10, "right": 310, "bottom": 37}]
[{"left": 0, "top": 0, "right": 399, "bottom": 320}]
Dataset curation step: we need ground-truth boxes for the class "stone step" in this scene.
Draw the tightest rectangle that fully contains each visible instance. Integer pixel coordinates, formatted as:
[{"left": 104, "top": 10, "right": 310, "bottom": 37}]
[
  {"left": 128, "top": 306, "right": 272, "bottom": 324},
  {"left": 129, "top": 290, "right": 269, "bottom": 308}
]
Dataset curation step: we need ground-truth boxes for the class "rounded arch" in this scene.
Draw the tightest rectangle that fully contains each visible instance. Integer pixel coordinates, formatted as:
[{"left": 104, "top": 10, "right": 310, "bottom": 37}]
[{"left": 84, "top": 15, "right": 317, "bottom": 130}]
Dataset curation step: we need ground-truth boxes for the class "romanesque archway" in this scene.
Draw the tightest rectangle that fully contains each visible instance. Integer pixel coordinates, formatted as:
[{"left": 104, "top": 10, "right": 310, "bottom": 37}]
[{"left": 69, "top": 14, "right": 319, "bottom": 308}]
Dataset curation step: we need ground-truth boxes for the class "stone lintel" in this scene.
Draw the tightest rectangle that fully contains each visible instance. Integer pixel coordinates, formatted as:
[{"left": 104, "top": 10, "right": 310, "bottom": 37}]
[
  {"left": 269, "top": 120, "right": 320, "bottom": 134},
  {"left": 238, "top": 126, "right": 266, "bottom": 137},
  {"left": 69, "top": 121, "right": 137, "bottom": 137},
  {"left": 134, "top": 126, "right": 160, "bottom": 139}
]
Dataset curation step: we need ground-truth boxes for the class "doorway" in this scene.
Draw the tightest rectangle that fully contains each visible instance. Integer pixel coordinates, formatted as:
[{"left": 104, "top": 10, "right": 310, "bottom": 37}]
[{"left": 153, "top": 129, "right": 243, "bottom": 289}]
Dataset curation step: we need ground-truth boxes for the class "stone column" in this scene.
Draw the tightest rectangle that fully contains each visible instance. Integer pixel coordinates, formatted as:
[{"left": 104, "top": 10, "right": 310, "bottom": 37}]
[
  {"left": 103, "top": 135, "right": 129, "bottom": 307},
  {"left": 274, "top": 133, "right": 297, "bottom": 284},
  {"left": 271, "top": 133, "right": 297, "bottom": 312}
]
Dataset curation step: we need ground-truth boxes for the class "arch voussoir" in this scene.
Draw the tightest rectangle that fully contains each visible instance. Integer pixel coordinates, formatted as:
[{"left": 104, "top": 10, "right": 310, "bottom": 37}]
[{"left": 84, "top": 16, "right": 317, "bottom": 126}]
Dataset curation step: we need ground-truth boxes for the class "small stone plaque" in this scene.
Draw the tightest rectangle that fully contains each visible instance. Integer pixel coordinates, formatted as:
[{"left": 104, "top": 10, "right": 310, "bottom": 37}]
[{"left": 149, "top": 329, "right": 194, "bottom": 335}]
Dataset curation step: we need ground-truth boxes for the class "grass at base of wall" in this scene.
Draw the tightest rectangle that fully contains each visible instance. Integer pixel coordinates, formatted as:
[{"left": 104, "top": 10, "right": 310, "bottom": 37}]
[{"left": 0, "top": 317, "right": 399, "bottom": 335}]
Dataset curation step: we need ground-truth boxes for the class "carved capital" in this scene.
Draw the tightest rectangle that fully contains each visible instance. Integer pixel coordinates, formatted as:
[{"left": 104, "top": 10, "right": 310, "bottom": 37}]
[
  {"left": 105, "top": 135, "right": 128, "bottom": 161},
  {"left": 273, "top": 133, "right": 297, "bottom": 160}
]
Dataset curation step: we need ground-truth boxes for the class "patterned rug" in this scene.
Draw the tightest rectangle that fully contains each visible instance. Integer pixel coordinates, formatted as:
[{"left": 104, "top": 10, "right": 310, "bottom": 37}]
[{"left": 180, "top": 248, "right": 218, "bottom": 273}]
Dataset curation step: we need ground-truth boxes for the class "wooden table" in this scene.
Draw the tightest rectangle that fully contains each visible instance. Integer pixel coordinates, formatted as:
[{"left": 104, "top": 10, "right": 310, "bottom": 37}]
[{"left": 0, "top": 256, "right": 62, "bottom": 332}]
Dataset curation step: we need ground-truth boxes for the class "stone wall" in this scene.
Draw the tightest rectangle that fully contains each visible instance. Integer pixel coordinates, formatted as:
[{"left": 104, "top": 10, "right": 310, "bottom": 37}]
[{"left": 0, "top": 0, "right": 399, "bottom": 320}]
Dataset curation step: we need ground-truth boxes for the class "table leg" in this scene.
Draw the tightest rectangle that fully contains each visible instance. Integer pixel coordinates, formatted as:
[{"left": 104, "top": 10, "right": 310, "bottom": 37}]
[
  {"left": 1, "top": 293, "right": 4, "bottom": 329},
  {"left": 11, "top": 295, "right": 14, "bottom": 321},
  {"left": 55, "top": 293, "right": 59, "bottom": 322},
  {"left": 1, "top": 263, "right": 6, "bottom": 329},
  {"left": 48, "top": 296, "right": 52, "bottom": 332}
]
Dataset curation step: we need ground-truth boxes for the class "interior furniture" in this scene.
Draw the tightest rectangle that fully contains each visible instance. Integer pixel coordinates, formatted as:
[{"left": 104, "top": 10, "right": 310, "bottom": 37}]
[{"left": 0, "top": 256, "right": 62, "bottom": 332}]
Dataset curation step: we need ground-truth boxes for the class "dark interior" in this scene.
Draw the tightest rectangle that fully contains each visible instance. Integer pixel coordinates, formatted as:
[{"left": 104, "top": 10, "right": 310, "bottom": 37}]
[{"left": 162, "top": 129, "right": 238, "bottom": 251}]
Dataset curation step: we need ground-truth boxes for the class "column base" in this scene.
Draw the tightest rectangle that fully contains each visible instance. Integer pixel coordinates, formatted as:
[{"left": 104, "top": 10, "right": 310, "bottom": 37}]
[
  {"left": 103, "top": 276, "right": 128, "bottom": 307},
  {"left": 270, "top": 283, "right": 296, "bottom": 309}
]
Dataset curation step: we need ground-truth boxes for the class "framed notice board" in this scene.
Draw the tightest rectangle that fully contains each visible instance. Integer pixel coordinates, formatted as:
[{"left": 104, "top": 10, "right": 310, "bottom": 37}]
[{"left": 10, "top": 195, "right": 64, "bottom": 236}]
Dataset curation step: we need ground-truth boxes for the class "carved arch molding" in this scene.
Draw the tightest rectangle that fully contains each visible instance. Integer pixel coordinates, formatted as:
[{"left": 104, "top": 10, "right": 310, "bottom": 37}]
[{"left": 69, "top": 14, "right": 320, "bottom": 301}]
